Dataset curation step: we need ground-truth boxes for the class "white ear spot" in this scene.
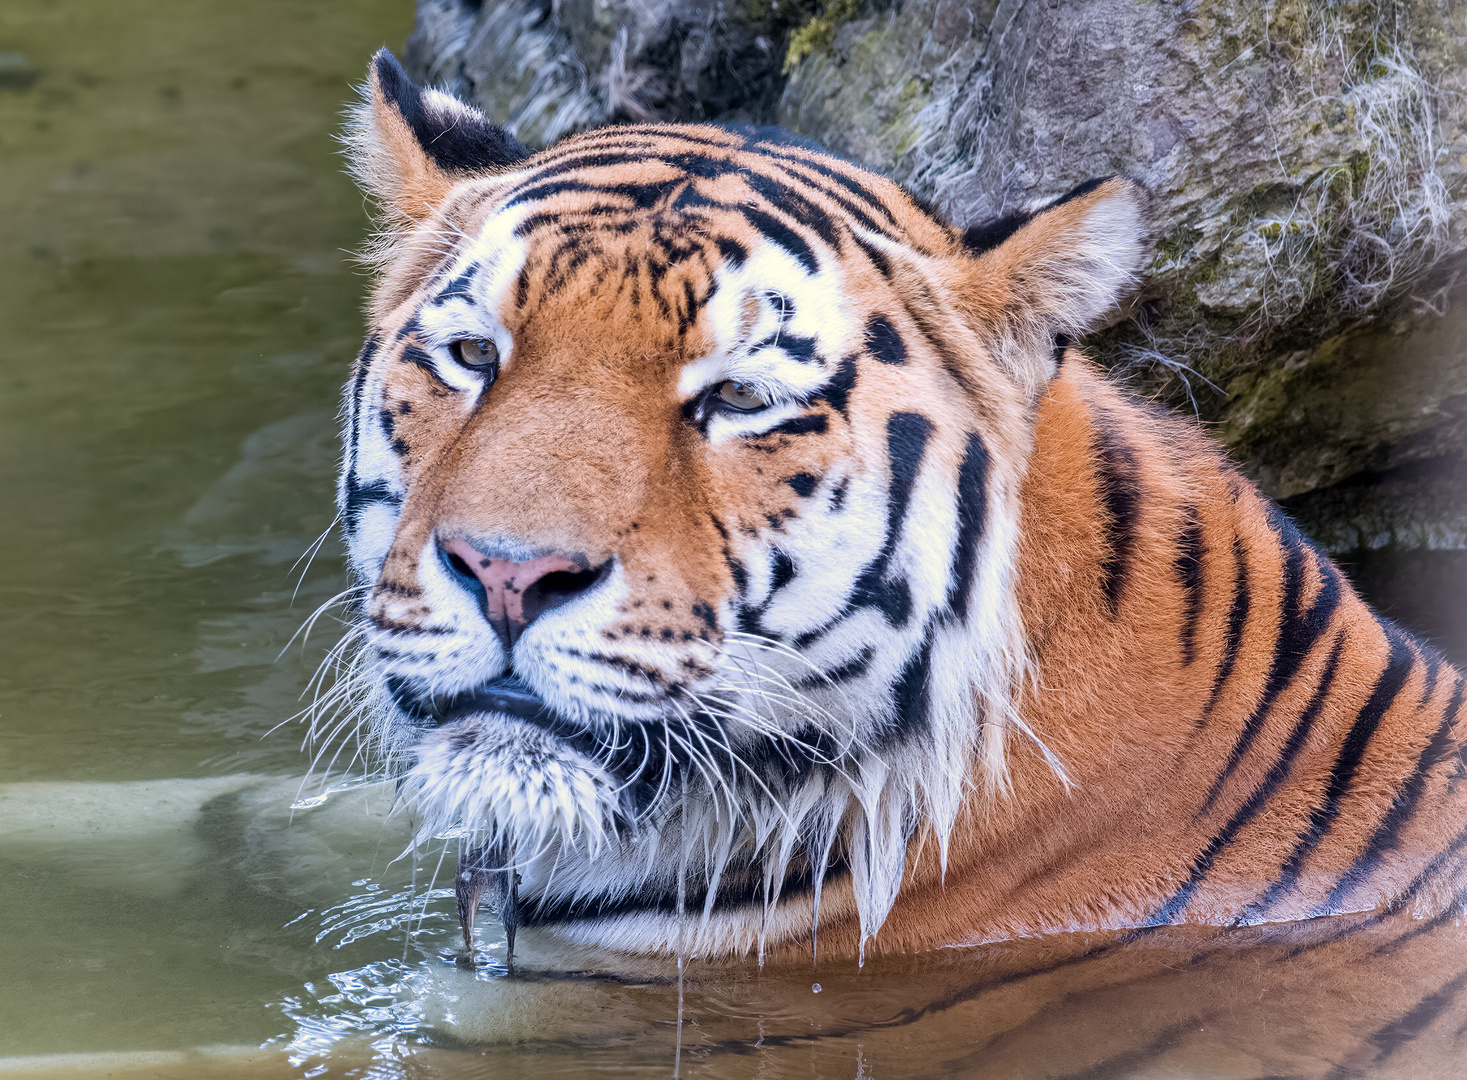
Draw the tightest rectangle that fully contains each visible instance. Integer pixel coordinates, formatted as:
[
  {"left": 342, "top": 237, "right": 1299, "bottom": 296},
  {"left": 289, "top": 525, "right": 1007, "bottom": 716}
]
[
  {"left": 963, "top": 177, "right": 1151, "bottom": 396},
  {"left": 422, "top": 87, "right": 482, "bottom": 129},
  {"left": 1049, "top": 183, "right": 1150, "bottom": 333}
]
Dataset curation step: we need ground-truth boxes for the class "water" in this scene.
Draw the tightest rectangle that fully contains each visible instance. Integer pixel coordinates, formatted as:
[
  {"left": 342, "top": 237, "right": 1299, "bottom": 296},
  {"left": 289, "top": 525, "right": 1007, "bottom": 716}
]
[
  {"left": 0, "top": 0, "right": 418, "bottom": 1062},
  {"left": 3, "top": 2, "right": 1467, "bottom": 1077}
]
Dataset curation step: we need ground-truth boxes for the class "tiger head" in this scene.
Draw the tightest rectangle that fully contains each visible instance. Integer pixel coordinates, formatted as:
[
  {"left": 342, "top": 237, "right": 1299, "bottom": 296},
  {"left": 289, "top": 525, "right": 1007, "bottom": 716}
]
[{"left": 336, "top": 50, "right": 1149, "bottom": 957}]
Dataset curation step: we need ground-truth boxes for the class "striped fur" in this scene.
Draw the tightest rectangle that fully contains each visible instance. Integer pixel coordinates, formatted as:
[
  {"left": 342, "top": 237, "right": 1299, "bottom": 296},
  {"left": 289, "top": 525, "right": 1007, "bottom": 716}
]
[{"left": 328, "top": 50, "right": 1467, "bottom": 962}]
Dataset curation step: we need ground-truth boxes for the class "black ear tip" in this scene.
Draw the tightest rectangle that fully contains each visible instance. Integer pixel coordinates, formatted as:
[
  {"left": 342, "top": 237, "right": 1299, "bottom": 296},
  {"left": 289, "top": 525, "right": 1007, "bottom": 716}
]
[
  {"left": 371, "top": 47, "right": 412, "bottom": 99},
  {"left": 365, "top": 46, "right": 528, "bottom": 175},
  {"left": 1048, "top": 176, "right": 1113, "bottom": 209},
  {"left": 1050, "top": 175, "right": 1151, "bottom": 214}
]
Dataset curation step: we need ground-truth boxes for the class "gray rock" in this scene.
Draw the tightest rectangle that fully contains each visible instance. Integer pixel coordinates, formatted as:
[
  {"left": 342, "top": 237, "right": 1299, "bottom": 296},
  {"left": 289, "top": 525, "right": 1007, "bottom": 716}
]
[{"left": 403, "top": 0, "right": 792, "bottom": 145}]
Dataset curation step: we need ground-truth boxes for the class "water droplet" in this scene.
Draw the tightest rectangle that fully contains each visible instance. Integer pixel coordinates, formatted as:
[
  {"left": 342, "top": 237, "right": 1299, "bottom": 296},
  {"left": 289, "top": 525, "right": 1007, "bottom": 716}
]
[{"left": 811, "top": 982, "right": 822, "bottom": 993}]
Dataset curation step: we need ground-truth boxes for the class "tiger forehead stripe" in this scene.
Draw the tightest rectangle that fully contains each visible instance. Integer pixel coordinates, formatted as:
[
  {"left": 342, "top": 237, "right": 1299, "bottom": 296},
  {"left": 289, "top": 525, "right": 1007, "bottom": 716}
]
[{"left": 497, "top": 131, "right": 911, "bottom": 245}]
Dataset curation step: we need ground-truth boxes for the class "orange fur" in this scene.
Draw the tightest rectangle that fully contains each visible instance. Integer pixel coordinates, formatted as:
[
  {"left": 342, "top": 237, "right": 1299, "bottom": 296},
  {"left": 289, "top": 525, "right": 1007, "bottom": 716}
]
[{"left": 344, "top": 55, "right": 1467, "bottom": 965}]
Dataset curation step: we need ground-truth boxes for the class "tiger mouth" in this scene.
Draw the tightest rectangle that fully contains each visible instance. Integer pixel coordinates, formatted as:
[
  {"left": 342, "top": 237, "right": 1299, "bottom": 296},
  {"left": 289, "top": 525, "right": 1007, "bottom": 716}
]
[
  {"left": 387, "top": 674, "right": 674, "bottom": 810},
  {"left": 388, "top": 674, "right": 562, "bottom": 731}
]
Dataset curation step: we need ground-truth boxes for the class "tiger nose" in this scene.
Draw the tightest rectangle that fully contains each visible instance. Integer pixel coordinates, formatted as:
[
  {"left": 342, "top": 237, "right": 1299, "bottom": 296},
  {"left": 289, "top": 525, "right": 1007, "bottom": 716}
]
[{"left": 439, "top": 537, "right": 605, "bottom": 650}]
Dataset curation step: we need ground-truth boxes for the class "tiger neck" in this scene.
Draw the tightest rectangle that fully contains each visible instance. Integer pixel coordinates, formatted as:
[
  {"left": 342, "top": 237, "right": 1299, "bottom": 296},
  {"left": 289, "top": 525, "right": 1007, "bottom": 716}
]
[{"left": 869, "top": 358, "right": 1467, "bottom": 952}]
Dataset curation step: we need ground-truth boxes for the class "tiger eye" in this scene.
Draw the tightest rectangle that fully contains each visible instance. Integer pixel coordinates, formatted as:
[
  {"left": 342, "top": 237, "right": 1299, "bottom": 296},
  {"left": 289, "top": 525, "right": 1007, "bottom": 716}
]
[
  {"left": 452, "top": 338, "right": 499, "bottom": 370},
  {"left": 717, "top": 380, "right": 768, "bottom": 411}
]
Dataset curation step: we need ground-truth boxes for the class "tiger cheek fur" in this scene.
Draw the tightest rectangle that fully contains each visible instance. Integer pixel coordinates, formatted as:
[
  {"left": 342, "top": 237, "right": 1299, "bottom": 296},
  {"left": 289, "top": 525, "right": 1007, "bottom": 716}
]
[{"left": 331, "top": 49, "right": 1467, "bottom": 962}]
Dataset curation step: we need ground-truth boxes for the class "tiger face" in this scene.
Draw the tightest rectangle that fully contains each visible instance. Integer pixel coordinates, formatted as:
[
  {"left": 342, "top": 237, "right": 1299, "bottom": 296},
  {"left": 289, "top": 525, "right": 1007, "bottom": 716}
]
[{"left": 337, "top": 50, "right": 1149, "bottom": 956}]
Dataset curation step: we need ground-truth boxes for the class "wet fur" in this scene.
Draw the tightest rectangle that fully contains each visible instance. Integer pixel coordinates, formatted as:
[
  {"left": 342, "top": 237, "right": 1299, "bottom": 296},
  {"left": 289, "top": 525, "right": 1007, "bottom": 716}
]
[{"left": 328, "top": 49, "right": 1467, "bottom": 962}]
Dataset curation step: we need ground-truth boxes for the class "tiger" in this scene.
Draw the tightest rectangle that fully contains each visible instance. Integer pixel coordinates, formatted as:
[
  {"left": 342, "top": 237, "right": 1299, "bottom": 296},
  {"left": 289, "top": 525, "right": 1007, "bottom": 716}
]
[{"left": 331, "top": 47, "right": 1467, "bottom": 968}]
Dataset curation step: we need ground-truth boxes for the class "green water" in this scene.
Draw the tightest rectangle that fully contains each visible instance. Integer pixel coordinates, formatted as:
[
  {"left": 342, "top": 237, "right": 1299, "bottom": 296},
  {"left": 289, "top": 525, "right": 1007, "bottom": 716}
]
[{"left": 0, "top": 0, "right": 412, "bottom": 1060}]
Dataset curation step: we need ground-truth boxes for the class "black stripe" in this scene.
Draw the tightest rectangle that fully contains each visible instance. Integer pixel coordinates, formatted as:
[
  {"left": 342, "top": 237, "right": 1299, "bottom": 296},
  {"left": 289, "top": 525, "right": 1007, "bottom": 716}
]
[
  {"left": 344, "top": 333, "right": 381, "bottom": 468},
  {"left": 1048, "top": 176, "right": 1113, "bottom": 207},
  {"left": 743, "top": 170, "right": 842, "bottom": 256},
  {"left": 1203, "top": 536, "right": 1252, "bottom": 716},
  {"left": 1313, "top": 706, "right": 1457, "bottom": 915},
  {"left": 737, "top": 204, "right": 820, "bottom": 275},
  {"left": 1313, "top": 668, "right": 1467, "bottom": 915},
  {"left": 850, "top": 233, "right": 894, "bottom": 279},
  {"left": 541, "top": 239, "right": 599, "bottom": 297},
  {"left": 1418, "top": 646, "right": 1443, "bottom": 707},
  {"left": 508, "top": 148, "right": 725, "bottom": 189},
  {"left": 888, "top": 631, "right": 934, "bottom": 738},
  {"left": 897, "top": 287, "right": 950, "bottom": 366},
  {"left": 1173, "top": 510, "right": 1206, "bottom": 665},
  {"left": 1282, "top": 788, "right": 1467, "bottom": 959},
  {"left": 864, "top": 314, "right": 907, "bottom": 364},
  {"left": 399, "top": 342, "right": 453, "bottom": 390},
  {"left": 708, "top": 514, "right": 748, "bottom": 594},
  {"left": 793, "top": 645, "right": 876, "bottom": 688},
  {"left": 767, "top": 332, "right": 818, "bottom": 363},
  {"left": 816, "top": 354, "right": 858, "bottom": 416},
  {"left": 769, "top": 549, "right": 796, "bottom": 593},
  {"left": 513, "top": 213, "right": 614, "bottom": 238},
  {"left": 1282, "top": 821, "right": 1467, "bottom": 961},
  {"left": 517, "top": 156, "right": 829, "bottom": 276},
  {"left": 879, "top": 413, "right": 932, "bottom": 552},
  {"left": 763, "top": 413, "right": 828, "bottom": 437},
  {"left": 848, "top": 413, "right": 931, "bottom": 627},
  {"left": 678, "top": 277, "right": 700, "bottom": 336},
  {"left": 722, "top": 544, "right": 748, "bottom": 592},
  {"left": 342, "top": 478, "right": 402, "bottom": 533},
  {"left": 502, "top": 177, "right": 659, "bottom": 212},
  {"left": 945, "top": 433, "right": 990, "bottom": 621},
  {"left": 430, "top": 265, "right": 477, "bottom": 305},
  {"left": 746, "top": 140, "right": 902, "bottom": 229},
  {"left": 1147, "top": 634, "right": 1345, "bottom": 926},
  {"left": 961, "top": 209, "right": 1036, "bottom": 256},
  {"left": 713, "top": 235, "right": 748, "bottom": 267},
  {"left": 1090, "top": 410, "right": 1142, "bottom": 613},
  {"left": 1240, "top": 625, "right": 1418, "bottom": 921},
  {"left": 1199, "top": 515, "right": 1341, "bottom": 816},
  {"left": 536, "top": 125, "right": 739, "bottom": 157},
  {"left": 783, "top": 473, "right": 819, "bottom": 497},
  {"left": 1365, "top": 876, "right": 1467, "bottom": 958}
]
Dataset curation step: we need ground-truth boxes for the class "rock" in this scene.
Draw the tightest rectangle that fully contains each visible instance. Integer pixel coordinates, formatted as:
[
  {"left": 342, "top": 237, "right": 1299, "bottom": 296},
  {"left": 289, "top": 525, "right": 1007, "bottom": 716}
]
[
  {"left": 403, "top": 0, "right": 795, "bottom": 145},
  {"left": 402, "top": 0, "right": 1466, "bottom": 655}
]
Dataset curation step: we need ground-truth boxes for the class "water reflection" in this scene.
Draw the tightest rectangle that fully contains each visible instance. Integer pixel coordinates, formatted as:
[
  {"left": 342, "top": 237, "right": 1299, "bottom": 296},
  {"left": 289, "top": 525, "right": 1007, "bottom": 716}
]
[{"left": 258, "top": 880, "right": 1467, "bottom": 1079}]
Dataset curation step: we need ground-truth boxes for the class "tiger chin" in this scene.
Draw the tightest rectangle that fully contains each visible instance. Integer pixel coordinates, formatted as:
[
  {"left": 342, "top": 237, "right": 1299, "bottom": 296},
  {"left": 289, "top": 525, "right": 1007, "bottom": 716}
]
[{"left": 328, "top": 48, "right": 1467, "bottom": 964}]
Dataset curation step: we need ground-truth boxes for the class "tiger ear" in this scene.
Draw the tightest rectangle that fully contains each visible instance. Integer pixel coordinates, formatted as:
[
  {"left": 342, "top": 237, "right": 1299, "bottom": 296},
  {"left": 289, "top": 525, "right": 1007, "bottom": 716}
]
[
  {"left": 953, "top": 177, "right": 1151, "bottom": 398},
  {"left": 345, "top": 48, "right": 527, "bottom": 228}
]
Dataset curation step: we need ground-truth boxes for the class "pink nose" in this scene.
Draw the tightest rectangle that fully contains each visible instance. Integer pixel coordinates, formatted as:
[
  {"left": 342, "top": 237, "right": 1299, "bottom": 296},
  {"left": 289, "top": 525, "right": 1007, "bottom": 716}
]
[{"left": 441, "top": 538, "right": 596, "bottom": 649}]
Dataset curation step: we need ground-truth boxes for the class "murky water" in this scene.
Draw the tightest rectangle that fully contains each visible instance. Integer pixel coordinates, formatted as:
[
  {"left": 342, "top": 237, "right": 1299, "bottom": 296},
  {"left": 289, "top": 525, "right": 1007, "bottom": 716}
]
[{"left": 3, "top": 2, "right": 1467, "bottom": 1077}]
